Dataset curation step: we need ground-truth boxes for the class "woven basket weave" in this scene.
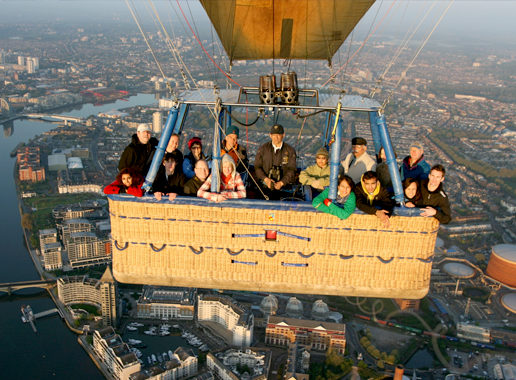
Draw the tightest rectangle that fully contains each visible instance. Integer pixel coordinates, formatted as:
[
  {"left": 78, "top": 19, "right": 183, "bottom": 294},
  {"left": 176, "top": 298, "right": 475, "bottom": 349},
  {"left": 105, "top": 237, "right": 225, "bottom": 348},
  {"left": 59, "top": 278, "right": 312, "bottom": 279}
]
[{"left": 109, "top": 198, "right": 438, "bottom": 299}]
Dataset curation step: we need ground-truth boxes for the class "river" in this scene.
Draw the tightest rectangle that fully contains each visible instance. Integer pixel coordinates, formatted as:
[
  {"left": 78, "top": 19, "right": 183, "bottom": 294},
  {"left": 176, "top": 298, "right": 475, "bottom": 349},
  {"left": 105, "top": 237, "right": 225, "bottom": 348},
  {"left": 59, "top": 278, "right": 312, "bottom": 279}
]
[{"left": 0, "top": 94, "right": 157, "bottom": 379}]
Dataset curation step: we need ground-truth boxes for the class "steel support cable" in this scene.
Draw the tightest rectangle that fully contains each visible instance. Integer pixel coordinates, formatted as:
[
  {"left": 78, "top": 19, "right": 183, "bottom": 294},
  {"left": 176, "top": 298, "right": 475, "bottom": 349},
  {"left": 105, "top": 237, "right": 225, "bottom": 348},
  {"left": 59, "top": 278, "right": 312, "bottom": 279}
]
[
  {"left": 346, "top": 0, "right": 405, "bottom": 89},
  {"left": 380, "top": 0, "right": 454, "bottom": 113},
  {"left": 148, "top": 0, "right": 191, "bottom": 89},
  {"left": 320, "top": 0, "right": 397, "bottom": 90},
  {"left": 343, "top": 0, "right": 385, "bottom": 90},
  {"left": 126, "top": 0, "right": 176, "bottom": 97},
  {"left": 174, "top": 0, "right": 241, "bottom": 88},
  {"left": 186, "top": 0, "right": 216, "bottom": 83},
  {"left": 225, "top": 108, "right": 261, "bottom": 127},
  {"left": 371, "top": 0, "right": 434, "bottom": 98}
]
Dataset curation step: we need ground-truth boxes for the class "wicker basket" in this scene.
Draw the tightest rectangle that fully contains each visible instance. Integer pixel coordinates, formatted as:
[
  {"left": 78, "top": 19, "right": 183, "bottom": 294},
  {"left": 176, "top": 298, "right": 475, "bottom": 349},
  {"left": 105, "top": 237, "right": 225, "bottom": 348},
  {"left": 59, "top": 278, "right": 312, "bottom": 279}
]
[{"left": 109, "top": 197, "right": 438, "bottom": 299}]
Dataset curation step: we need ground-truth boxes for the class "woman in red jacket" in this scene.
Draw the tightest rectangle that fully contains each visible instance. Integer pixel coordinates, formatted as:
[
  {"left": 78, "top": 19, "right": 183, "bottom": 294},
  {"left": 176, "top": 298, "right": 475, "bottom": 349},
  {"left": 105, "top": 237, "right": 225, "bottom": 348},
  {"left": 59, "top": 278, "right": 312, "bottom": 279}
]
[{"left": 104, "top": 167, "right": 144, "bottom": 197}]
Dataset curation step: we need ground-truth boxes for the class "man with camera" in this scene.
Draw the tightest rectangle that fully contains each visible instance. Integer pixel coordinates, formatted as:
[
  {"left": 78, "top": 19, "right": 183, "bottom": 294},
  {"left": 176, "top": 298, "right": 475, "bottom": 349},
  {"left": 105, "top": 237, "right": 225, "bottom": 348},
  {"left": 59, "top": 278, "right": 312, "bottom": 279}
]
[{"left": 254, "top": 124, "right": 297, "bottom": 200}]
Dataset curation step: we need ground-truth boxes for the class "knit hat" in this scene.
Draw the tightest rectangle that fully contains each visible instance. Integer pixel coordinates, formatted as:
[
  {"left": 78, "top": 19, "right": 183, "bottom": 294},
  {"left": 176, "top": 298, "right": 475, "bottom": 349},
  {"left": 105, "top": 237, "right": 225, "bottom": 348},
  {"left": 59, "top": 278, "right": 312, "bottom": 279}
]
[
  {"left": 226, "top": 125, "right": 240, "bottom": 138},
  {"left": 316, "top": 147, "right": 329, "bottom": 158},
  {"left": 188, "top": 137, "right": 202, "bottom": 150},
  {"left": 352, "top": 137, "right": 367, "bottom": 146}
]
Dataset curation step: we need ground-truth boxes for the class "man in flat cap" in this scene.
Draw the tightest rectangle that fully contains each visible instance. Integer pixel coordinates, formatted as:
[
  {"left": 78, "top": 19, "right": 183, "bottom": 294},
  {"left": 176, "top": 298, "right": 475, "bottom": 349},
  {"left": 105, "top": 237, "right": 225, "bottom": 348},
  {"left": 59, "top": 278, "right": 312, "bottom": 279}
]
[
  {"left": 254, "top": 124, "right": 297, "bottom": 200},
  {"left": 118, "top": 123, "right": 159, "bottom": 176},
  {"left": 400, "top": 141, "right": 430, "bottom": 181},
  {"left": 339, "top": 137, "right": 376, "bottom": 184}
]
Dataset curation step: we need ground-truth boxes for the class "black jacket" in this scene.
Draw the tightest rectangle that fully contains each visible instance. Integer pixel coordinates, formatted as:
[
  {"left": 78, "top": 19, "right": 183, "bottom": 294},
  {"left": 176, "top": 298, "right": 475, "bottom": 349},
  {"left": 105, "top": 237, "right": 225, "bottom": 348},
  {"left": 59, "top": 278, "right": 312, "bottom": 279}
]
[
  {"left": 118, "top": 134, "right": 159, "bottom": 175},
  {"left": 254, "top": 141, "right": 297, "bottom": 185},
  {"left": 418, "top": 179, "right": 452, "bottom": 224},
  {"left": 354, "top": 184, "right": 394, "bottom": 215},
  {"left": 184, "top": 176, "right": 206, "bottom": 196},
  {"left": 152, "top": 169, "right": 186, "bottom": 195}
]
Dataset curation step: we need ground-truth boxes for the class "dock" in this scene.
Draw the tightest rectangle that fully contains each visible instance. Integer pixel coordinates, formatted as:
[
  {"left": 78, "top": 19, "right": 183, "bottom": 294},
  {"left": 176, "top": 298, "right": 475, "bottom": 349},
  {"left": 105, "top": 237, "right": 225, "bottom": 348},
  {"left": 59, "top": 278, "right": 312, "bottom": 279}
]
[
  {"left": 10, "top": 142, "right": 24, "bottom": 157},
  {"left": 21, "top": 304, "right": 64, "bottom": 333}
]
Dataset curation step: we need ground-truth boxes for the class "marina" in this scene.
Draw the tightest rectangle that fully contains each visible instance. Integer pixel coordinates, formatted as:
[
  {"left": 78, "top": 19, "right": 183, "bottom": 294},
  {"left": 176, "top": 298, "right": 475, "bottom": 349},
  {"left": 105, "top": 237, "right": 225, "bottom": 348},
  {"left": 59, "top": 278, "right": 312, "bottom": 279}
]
[{"left": 21, "top": 304, "right": 64, "bottom": 333}]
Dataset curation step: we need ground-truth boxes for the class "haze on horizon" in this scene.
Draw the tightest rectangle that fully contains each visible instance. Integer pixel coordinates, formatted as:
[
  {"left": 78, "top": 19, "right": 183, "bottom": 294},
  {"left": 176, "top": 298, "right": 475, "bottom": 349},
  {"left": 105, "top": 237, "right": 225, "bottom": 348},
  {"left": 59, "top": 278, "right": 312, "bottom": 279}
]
[{"left": 2, "top": 0, "right": 516, "bottom": 43}]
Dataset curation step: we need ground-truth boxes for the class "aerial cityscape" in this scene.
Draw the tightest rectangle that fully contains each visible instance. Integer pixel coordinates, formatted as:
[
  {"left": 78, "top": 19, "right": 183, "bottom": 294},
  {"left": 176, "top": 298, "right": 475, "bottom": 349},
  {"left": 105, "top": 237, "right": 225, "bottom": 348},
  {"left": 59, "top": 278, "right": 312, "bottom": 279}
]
[{"left": 1, "top": 1, "right": 516, "bottom": 380}]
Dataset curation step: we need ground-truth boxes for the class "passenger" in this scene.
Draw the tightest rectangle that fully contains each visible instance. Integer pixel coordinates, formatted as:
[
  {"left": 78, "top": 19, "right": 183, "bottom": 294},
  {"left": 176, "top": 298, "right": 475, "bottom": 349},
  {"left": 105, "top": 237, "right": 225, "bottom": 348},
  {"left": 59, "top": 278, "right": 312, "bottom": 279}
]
[
  {"left": 118, "top": 123, "right": 159, "bottom": 176},
  {"left": 152, "top": 152, "right": 186, "bottom": 201},
  {"left": 104, "top": 167, "right": 144, "bottom": 197},
  {"left": 418, "top": 164, "right": 452, "bottom": 224},
  {"left": 339, "top": 137, "right": 376, "bottom": 185},
  {"left": 299, "top": 147, "right": 330, "bottom": 197},
  {"left": 221, "top": 125, "right": 248, "bottom": 178},
  {"left": 354, "top": 171, "right": 394, "bottom": 228},
  {"left": 312, "top": 175, "right": 356, "bottom": 220},
  {"left": 400, "top": 141, "right": 430, "bottom": 181},
  {"left": 183, "top": 137, "right": 208, "bottom": 180},
  {"left": 254, "top": 124, "right": 297, "bottom": 200},
  {"left": 197, "top": 154, "right": 246, "bottom": 202},
  {"left": 376, "top": 147, "right": 397, "bottom": 193},
  {"left": 183, "top": 159, "right": 210, "bottom": 196},
  {"left": 165, "top": 133, "right": 183, "bottom": 173},
  {"left": 403, "top": 178, "right": 422, "bottom": 207}
]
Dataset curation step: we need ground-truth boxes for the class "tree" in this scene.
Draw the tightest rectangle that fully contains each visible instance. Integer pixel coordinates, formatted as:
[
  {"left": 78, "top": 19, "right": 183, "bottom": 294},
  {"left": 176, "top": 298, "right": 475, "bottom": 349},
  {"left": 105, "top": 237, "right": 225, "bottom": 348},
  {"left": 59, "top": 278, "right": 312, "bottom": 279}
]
[
  {"left": 21, "top": 213, "right": 33, "bottom": 230},
  {"left": 377, "top": 359, "right": 385, "bottom": 369},
  {"left": 475, "top": 253, "right": 486, "bottom": 262}
]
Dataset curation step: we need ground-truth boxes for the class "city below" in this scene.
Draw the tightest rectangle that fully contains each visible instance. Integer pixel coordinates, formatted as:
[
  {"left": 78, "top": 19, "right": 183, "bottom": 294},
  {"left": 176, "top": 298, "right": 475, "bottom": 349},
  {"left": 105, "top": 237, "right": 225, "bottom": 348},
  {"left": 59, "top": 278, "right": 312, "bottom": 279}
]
[{"left": 2, "top": 2, "right": 516, "bottom": 380}]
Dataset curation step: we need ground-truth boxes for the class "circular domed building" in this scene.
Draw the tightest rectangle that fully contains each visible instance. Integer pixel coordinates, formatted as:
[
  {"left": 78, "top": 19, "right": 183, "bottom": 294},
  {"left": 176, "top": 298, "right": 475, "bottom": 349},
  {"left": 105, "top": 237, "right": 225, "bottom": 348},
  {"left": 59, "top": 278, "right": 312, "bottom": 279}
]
[
  {"left": 486, "top": 244, "right": 516, "bottom": 287},
  {"left": 286, "top": 297, "right": 304, "bottom": 318},
  {"left": 311, "top": 300, "right": 329, "bottom": 321},
  {"left": 442, "top": 262, "right": 476, "bottom": 279},
  {"left": 501, "top": 293, "right": 516, "bottom": 315},
  {"left": 259, "top": 294, "right": 278, "bottom": 317}
]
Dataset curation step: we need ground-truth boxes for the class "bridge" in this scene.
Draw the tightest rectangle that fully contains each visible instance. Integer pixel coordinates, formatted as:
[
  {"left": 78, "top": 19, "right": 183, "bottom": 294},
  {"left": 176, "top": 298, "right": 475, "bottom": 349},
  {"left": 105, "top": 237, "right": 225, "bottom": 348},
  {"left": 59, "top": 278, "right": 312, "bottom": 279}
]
[
  {"left": 0, "top": 279, "right": 56, "bottom": 295},
  {"left": 34, "top": 308, "right": 64, "bottom": 319},
  {"left": 24, "top": 113, "right": 84, "bottom": 122}
]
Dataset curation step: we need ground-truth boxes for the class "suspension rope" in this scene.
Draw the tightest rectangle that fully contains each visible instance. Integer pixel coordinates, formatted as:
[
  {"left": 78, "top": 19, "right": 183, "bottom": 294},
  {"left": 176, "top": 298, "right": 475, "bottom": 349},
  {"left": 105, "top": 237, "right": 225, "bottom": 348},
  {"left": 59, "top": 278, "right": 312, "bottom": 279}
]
[
  {"left": 175, "top": 0, "right": 241, "bottom": 88},
  {"left": 225, "top": 108, "right": 261, "bottom": 127},
  {"left": 320, "top": 0, "right": 397, "bottom": 90},
  {"left": 126, "top": 0, "right": 176, "bottom": 97},
  {"left": 380, "top": 0, "right": 454, "bottom": 113},
  {"left": 371, "top": 0, "right": 435, "bottom": 98}
]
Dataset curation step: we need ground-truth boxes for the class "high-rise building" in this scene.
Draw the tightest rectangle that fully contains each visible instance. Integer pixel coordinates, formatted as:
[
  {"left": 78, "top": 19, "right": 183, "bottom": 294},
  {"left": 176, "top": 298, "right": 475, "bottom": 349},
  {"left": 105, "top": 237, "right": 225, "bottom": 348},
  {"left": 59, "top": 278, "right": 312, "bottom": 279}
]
[
  {"left": 18, "top": 56, "right": 25, "bottom": 66},
  {"left": 137, "top": 286, "right": 195, "bottom": 320},
  {"left": 31, "top": 57, "right": 39, "bottom": 70},
  {"left": 67, "top": 231, "right": 111, "bottom": 268},
  {"left": 60, "top": 218, "right": 92, "bottom": 247},
  {"left": 100, "top": 266, "right": 119, "bottom": 328},
  {"left": 27, "top": 59, "right": 35, "bottom": 74},
  {"left": 153, "top": 111, "right": 163, "bottom": 133},
  {"left": 39, "top": 228, "right": 58, "bottom": 248},
  {"left": 41, "top": 242, "right": 63, "bottom": 271},
  {"left": 0, "top": 51, "right": 5, "bottom": 64}
]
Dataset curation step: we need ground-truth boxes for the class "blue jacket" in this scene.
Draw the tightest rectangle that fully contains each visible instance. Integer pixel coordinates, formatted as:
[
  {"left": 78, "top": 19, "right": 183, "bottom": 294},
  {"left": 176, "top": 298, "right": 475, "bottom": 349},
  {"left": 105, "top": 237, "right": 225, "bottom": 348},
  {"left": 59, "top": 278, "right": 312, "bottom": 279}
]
[{"left": 400, "top": 155, "right": 430, "bottom": 181}]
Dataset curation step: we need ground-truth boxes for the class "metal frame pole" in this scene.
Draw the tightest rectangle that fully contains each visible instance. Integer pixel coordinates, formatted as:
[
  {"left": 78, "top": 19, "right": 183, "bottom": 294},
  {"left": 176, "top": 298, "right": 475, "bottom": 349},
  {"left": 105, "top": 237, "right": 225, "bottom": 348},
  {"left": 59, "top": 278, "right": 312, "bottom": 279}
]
[
  {"left": 142, "top": 105, "right": 180, "bottom": 191},
  {"left": 210, "top": 108, "right": 224, "bottom": 193},
  {"left": 376, "top": 114, "right": 404, "bottom": 204},
  {"left": 328, "top": 116, "right": 342, "bottom": 200},
  {"left": 369, "top": 111, "right": 382, "bottom": 155}
]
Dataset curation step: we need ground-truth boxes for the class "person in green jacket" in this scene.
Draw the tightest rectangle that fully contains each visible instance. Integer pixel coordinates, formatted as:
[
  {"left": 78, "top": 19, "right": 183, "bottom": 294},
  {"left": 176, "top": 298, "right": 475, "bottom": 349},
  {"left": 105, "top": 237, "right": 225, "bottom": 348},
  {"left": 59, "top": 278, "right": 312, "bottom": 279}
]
[{"left": 312, "top": 175, "right": 356, "bottom": 220}]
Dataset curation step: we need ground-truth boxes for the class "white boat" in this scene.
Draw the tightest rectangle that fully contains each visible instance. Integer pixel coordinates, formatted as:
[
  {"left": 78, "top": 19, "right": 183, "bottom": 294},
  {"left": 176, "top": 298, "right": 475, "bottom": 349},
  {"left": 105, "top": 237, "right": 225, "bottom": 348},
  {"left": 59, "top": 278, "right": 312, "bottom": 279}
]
[
  {"left": 151, "top": 354, "right": 157, "bottom": 364},
  {"left": 161, "top": 323, "right": 171, "bottom": 328},
  {"left": 129, "top": 322, "right": 144, "bottom": 327},
  {"left": 127, "top": 326, "right": 137, "bottom": 331},
  {"left": 172, "top": 325, "right": 179, "bottom": 328},
  {"left": 168, "top": 350, "right": 174, "bottom": 360},
  {"left": 128, "top": 339, "right": 142, "bottom": 344},
  {"left": 163, "top": 352, "right": 169, "bottom": 361},
  {"left": 159, "top": 331, "right": 170, "bottom": 336},
  {"left": 157, "top": 354, "right": 163, "bottom": 363},
  {"left": 147, "top": 357, "right": 152, "bottom": 365}
]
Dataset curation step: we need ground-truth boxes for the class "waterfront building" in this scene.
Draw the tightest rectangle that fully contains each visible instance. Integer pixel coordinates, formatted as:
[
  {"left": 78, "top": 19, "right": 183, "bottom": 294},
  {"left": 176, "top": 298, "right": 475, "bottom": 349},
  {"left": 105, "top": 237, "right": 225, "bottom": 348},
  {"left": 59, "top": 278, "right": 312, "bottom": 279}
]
[
  {"left": 129, "top": 347, "right": 198, "bottom": 380},
  {"left": 41, "top": 242, "right": 63, "bottom": 271},
  {"left": 456, "top": 323, "right": 490, "bottom": 343},
  {"left": 197, "top": 294, "right": 254, "bottom": 347},
  {"left": 58, "top": 267, "right": 119, "bottom": 327},
  {"left": 17, "top": 56, "right": 24, "bottom": 66},
  {"left": 67, "top": 231, "right": 111, "bottom": 268},
  {"left": 206, "top": 348, "right": 271, "bottom": 380},
  {"left": 136, "top": 286, "right": 195, "bottom": 320},
  {"left": 265, "top": 316, "right": 346, "bottom": 354},
  {"left": 39, "top": 228, "right": 58, "bottom": 247},
  {"left": 17, "top": 146, "right": 45, "bottom": 182},
  {"left": 60, "top": 218, "right": 92, "bottom": 247},
  {"left": 100, "top": 266, "right": 119, "bottom": 328},
  {"left": 93, "top": 327, "right": 140, "bottom": 380}
]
